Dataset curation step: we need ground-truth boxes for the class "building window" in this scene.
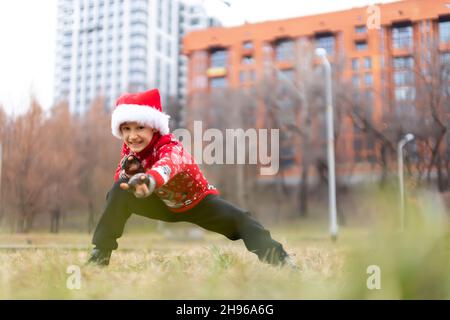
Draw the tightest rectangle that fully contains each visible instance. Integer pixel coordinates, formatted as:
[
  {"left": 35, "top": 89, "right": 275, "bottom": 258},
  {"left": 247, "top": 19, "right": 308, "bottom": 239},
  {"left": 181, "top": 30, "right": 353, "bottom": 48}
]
[
  {"left": 210, "top": 49, "right": 228, "bottom": 68},
  {"left": 364, "top": 90, "right": 374, "bottom": 111},
  {"left": 393, "top": 56, "right": 414, "bottom": 69},
  {"left": 157, "top": 0, "right": 162, "bottom": 29},
  {"left": 394, "top": 70, "right": 414, "bottom": 85},
  {"left": 249, "top": 70, "right": 256, "bottom": 82},
  {"left": 355, "top": 40, "right": 368, "bottom": 51},
  {"left": 168, "top": 0, "right": 172, "bottom": 34},
  {"left": 155, "top": 57, "right": 161, "bottom": 87},
  {"left": 166, "top": 64, "right": 170, "bottom": 94},
  {"left": 280, "top": 132, "right": 295, "bottom": 169},
  {"left": 263, "top": 42, "right": 273, "bottom": 65},
  {"left": 355, "top": 25, "right": 367, "bottom": 34},
  {"left": 395, "top": 102, "right": 416, "bottom": 116},
  {"left": 275, "top": 39, "right": 294, "bottom": 61},
  {"left": 315, "top": 33, "right": 335, "bottom": 55},
  {"left": 353, "top": 138, "right": 363, "bottom": 162},
  {"left": 364, "top": 57, "right": 372, "bottom": 69},
  {"left": 352, "top": 75, "right": 360, "bottom": 87},
  {"left": 242, "top": 55, "right": 254, "bottom": 64},
  {"left": 441, "top": 52, "right": 450, "bottom": 65},
  {"left": 210, "top": 76, "right": 227, "bottom": 88},
  {"left": 395, "top": 87, "right": 416, "bottom": 101},
  {"left": 364, "top": 73, "right": 373, "bottom": 86},
  {"left": 243, "top": 41, "right": 253, "bottom": 50},
  {"left": 278, "top": 68, "right": 295, "bottom": 82},
  {"left": 156, "top": 34, "right": 162, "bottom": 52},
  {"left": 167, "top": 40, "right": 171, "bottom": 57},
  {"left": 352, "top": 58, "right": 359, "bottom": 71},
  {"left": 439, "top": 18, "right": 450, "bottom": 43},
  {"left": 392, "top": 24, "right": 413, "bottom": 49},
  {"left": 194, "top": 76, "right": 207, "bottom": 89},
  {"left": 240, "top": 70, "right": 256, "bottom": 83},
  {"left": 239, "top": 71, "right": 246, "bottom": 84}
]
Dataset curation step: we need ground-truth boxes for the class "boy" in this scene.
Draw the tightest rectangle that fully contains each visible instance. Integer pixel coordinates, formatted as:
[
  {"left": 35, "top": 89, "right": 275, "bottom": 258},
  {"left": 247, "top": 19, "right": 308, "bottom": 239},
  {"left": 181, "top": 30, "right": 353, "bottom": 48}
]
[{"left": 88, "top": 88, "right": 296, "bottom": 268}]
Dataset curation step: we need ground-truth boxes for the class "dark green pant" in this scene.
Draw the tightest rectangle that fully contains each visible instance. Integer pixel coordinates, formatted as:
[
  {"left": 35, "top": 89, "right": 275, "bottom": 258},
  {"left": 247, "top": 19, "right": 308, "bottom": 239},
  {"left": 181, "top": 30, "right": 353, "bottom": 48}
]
[{"left": 92, "top": 180, "right": 288, "bottom": 264}]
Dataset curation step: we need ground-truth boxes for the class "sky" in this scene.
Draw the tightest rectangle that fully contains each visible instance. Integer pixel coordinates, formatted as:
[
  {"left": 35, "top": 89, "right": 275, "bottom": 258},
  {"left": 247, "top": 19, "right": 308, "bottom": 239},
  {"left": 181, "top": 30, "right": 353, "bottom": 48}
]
[{"left": 0, "top": 0, "right": 398, "bottom": 116}]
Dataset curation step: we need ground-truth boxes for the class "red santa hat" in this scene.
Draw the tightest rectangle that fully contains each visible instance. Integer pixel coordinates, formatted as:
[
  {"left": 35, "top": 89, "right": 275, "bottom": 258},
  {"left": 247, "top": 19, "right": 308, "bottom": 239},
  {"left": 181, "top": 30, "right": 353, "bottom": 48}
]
[{"left": 111, "top": 88, "right": 170, "bottom": 139}]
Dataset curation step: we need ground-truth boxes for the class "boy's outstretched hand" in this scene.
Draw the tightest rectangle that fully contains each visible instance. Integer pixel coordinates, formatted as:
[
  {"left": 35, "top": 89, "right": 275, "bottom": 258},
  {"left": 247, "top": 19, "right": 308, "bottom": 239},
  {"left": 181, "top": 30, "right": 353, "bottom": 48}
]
[{"left": 120, "top": 173, "right": 156, "bottom": 198}]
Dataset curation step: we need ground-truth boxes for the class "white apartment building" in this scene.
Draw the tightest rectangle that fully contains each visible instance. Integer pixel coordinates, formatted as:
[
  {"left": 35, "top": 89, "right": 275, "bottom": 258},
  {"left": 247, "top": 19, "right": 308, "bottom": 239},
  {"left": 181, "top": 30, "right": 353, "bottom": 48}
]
[
  {"left": 54, "top": 0, "right": 219, "bottom": 115},
  {"left": 177, "top": 0, "right": 221, "bottom": 106}
]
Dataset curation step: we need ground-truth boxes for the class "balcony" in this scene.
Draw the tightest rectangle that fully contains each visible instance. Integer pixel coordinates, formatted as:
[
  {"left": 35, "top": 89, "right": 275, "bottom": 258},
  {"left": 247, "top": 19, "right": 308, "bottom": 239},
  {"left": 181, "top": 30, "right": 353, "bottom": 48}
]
[
  {"left": 129, "top": 34, "right": 147, "bottom": 47},
  {"left": 206, "top": 67, "right": 227, "bottom": 78},
  {"left": 130, "top": 23, "right": 148, "bottom": 36},
  {"left": 130, "top": 11, "right": 148, "bottom": 23},
  {"left": 130, "top": 1, "right": 148, "bottom": 14},
  {"left": 129, "top": 60, "right": 147, "bottom": 71}
]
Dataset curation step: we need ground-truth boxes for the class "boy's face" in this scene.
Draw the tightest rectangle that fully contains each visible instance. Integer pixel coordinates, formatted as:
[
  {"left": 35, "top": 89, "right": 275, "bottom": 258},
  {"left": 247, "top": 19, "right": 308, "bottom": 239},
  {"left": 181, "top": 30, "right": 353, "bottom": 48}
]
[{"left": 120, "top": 122, "right": 155, "bottom": 153}]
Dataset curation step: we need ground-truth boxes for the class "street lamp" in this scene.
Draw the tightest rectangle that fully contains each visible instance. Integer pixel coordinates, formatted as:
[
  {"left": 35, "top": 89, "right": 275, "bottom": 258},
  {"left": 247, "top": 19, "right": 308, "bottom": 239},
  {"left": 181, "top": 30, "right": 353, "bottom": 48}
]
[
  {"left": 398, "top": 133, "right": 414, "bottom": 231},
  {"left": 315, "top": 48, "right": 338, "bottom": 241}
]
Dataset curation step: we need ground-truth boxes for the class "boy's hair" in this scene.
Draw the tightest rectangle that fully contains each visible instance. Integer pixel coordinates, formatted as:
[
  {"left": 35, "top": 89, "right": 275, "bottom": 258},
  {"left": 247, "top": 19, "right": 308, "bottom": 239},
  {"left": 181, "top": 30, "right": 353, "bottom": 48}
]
[
  {"left": 119, "top": 122, "right": 156, "bottom": 133},
  {"left": 111, "top": 89, "right": 170, "bottom": 139}
]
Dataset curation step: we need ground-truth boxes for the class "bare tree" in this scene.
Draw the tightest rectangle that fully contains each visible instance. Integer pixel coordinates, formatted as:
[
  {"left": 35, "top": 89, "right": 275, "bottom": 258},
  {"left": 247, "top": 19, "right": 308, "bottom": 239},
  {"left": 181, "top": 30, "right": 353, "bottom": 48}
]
[
  {"left": 3, "top": 99, "right": 52, "bottom": 232},
  {"left": 352, "top": 36, "right": 450, "bottom": 190},
  {"left": 43, "top": 100, "right": 82, "bottom": 233},
  {"left": 165, "top": 96, "right": 184, "bottom": 130},
  {"left": 0, "top": 105, "right": 8, "bottom": 226},
  {"left": 412, "top": 38, "right": 450, "bottom": 190},
  {"left": 256, "top": 41, "right": 351, "bottom": 221},
  {"left": 193, "top": 88, "right": 258, "bottom": 209},
  {"left": 77, "top": 96, "right": 121, "bottom": 233}
]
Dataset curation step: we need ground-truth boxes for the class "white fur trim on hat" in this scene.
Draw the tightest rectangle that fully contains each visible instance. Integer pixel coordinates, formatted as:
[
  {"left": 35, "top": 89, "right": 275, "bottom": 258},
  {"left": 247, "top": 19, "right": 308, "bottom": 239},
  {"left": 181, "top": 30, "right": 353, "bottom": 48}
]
[{"left": 111, "top": 104, "right": 170, "bottom": 139}]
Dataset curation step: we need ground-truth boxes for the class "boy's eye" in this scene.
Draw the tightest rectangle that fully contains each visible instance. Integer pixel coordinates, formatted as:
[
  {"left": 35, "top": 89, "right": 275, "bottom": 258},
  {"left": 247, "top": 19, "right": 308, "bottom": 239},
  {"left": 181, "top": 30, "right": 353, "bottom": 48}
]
[
  {"left": 122, "top": 126, "right": 130, "bottom": 131},
  {"left": 138, "top": 126, "right": 145, "bottom": 130}
]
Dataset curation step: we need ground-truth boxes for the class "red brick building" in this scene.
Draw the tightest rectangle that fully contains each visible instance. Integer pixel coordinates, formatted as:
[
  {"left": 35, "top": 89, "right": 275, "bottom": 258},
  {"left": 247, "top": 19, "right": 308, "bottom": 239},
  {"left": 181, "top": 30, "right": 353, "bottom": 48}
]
[{"left": 183, "top": 0, "right": 450, "bottom": 182}]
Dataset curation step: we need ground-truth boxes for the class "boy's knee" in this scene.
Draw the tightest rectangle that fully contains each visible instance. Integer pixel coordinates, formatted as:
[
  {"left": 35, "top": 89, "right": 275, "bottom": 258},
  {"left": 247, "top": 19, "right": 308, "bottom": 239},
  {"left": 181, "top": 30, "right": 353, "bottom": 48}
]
[{"left": 228, "top": 213, "right": 248, "bottom": 239}]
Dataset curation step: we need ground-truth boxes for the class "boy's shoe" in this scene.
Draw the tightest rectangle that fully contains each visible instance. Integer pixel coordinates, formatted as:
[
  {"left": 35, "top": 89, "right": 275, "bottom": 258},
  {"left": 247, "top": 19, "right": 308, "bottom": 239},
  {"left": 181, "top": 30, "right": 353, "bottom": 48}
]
[{"left": 86, "top": 248, "right": 111, "bottom": 266}]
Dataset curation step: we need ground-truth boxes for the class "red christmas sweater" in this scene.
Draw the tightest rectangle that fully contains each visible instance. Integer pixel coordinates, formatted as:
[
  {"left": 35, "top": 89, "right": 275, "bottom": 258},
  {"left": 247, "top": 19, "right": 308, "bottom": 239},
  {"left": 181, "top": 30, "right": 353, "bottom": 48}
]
[{"left": 114, "top": 132, "right": 219, "bottom": 212}]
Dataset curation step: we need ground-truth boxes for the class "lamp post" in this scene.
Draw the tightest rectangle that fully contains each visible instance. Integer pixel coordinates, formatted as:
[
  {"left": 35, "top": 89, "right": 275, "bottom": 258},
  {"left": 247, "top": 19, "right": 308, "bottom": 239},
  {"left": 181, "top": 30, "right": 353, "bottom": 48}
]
[
  {"left": 398, "top": 133, "right": 414, "bottom": 231},
  {"left": 315, "top": 48, "right": 338, "bottom": 241}
]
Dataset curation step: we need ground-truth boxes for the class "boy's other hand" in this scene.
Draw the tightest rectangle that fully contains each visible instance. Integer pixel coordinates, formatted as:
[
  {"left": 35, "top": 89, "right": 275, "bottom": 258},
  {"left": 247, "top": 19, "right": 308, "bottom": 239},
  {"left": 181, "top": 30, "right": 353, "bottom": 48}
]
[
  {"left": 120, "top": 155, "right": 145, "bottom": 179},
  {"left": 120, "top": 173, "right": 156, "bottom": 198}
]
